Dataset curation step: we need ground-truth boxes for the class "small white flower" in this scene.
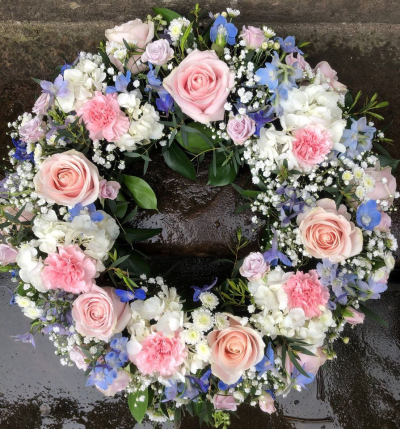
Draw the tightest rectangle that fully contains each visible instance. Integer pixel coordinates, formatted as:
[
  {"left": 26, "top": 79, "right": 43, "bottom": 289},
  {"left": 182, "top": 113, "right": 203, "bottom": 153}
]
[
  {"left": 183, "top": 328, "right": 202, "bottom": 345},
  {"left": 199, "top": 292, "right": 219, "bottom": 310},
  {"left": 192, "top": 309, "right": 214, "bottom": 332},
  {"left": 215, "top": 313, "right": 229, "bottom": 329},
  {"left": 195, "top": 342, "right": 211, "bottom": 361}
]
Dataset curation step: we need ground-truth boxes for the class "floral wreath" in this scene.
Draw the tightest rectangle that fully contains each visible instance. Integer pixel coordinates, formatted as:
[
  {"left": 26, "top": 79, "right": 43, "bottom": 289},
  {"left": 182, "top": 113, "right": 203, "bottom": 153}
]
[{"left": 1, "top": 5, "right": 398, "bottom": 428}]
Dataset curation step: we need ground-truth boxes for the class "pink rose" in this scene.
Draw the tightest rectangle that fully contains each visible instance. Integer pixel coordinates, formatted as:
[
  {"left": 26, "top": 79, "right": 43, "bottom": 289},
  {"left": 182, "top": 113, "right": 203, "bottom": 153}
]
[
  {"left": 69, "top": 347, "right": 89, "bottom": 370},
  {"left": 314, "top": 61, "right": 347, "bottom": 92},
  {"left": 284, "top": 347, "right": 327, "bottom": 376},
  {"left": 0, "top": 244, "right": 18, "bottom": 265},
  {"left": 207, "top": 315, "right": 265, "bottom": 384},
  {"left": 365, "top": 162, "right": 397, "bottom": 208},
  {"left": 227, "top": 115, "right": 256, "bottom": 145},
  {"left": 259, "top": 392, "right": 276, "bottom": 414},
  {"left": 375, "top": 211, "right": 391, "bottom": 232},
  {"left": 163, "top": 49, "right": 235, "bottom": 124},
  {"left": 344, "top": 307, "right": 365, "bottom": 325},
  {"left": 33, "top": 149, "right": 100, "bottom": 206},
  {"left": 213, "top": 394, "right": 238, "bottom": 411},
  {"left": 33, "top": 93, "right": 52, "bottom": 116},
  {"left": 42, "top": 244, "right": 96, "bottom": 294},
  {"left": 127, "top": 331, "right": 187, "bottom": 378},
  {"left": 297, "top": 199, "right": 363, "bottom": 262},
  {"left": 72, "top": 285, "right": 131, "bottom": 341},
  {"left": 77, "top": 92, "right": 129, "bottom": 142},
  {"left": 283, "top": 270, "right": 329, "bottom": 318},
  {"left": 240, "top": 252, "right": 269, "bottom": 281},
  {"left": 19, "top": 116, "right": 46, "bottom": 144},
  {"left": 240, "top": 26, "right": 265, "bottom": 49},
  {"left": 97, "top": 370, "right": 131, "bottom": 396},
  {"left": 106, "top": 19, "right": 154, "bottom": 74},
  {"left": 141, "top": 39, "right": 174, "bottom": 66},
  {"left": 99, "top": 179, "right": 121, "bottom": 200},
  {"left": 292, "top": 125, "right": 333, "bottom": 168},
  {"left": 285, "top": 53, "right": 310, "bottom": 71}
]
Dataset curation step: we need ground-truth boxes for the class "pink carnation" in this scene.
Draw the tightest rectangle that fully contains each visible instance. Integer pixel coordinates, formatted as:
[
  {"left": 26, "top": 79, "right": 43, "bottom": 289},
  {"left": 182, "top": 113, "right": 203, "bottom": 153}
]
[
  {"left": 129, "top": 331, "right": 187, "bottom": 378},
  {"left": 42, "top": 244, "right": 96, "bottom": 294},
  {"left": 283, "top": 270, "right": 329, "bottom": 318},
  {"left": 77, "top": 92, "right": 129, "bottom": 142},
  {"left": 292, "top": 125, "right": 333, "bottom": 169}
]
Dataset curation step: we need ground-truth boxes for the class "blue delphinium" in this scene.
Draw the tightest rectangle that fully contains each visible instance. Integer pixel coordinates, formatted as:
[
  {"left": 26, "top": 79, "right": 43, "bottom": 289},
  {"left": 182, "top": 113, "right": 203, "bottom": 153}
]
[
  {"left": 147, "top": 63, "right": 162, "bottom": 88},
  {"left": 11, "top": 138, "right": 34, "bottom": 162},
  {"left": 40, "top": 74, "right": 70, "bottom": 99},
  {"left": 275, "top": 36, "right": 304, "bottom": 54},
  {"left": 86, "top": 366, "right": 117, "bottom": 390},
  {"left": 263, "top": 229, "right": 292, "bottom": 266},
  {"left": 68, "top": 203, "right": 104, "bottom": 222},
  {"left": 291, "top": 366, "right": 314, "bottom": 390},
  {"left": 341, "top": 117, "right": 376, "bottom": 156},
  {"left": 316, "top": 259, "right": 338, "bottom": 287},
  {"left": 115, "top": 288, "right": 146, "bottom": 302},
  {"left": 356, "top": 200, "right": 381, "bottom": 231},
  {"left": 12, "top": 332, "right": 35, "bottom": 348},
  {"left": 156, "top": 88, "right": 174, "bottom": 114},
  {"left": 255, "top": 343, "right": 275, "bottom": 376},
  {"left": 249, "top": 108, "right": 274, "bottom": 136},
  {"left": 218, "top": 376, "right": 243, "bottom": 391},
  {"left": 105, "top": 350, "right": 128, "bottom": 368},
  {"left": 356, "top": 278, "right": 387, "bottom": 300},
  {"left": 210, "top": 15, "right": 238, "bottom": 46},
  {"left": 191, "top": 277, "right": 218, "bottom": 302},
  {"left": 106, "top": 70, "right": 131, "bottom": 94}
]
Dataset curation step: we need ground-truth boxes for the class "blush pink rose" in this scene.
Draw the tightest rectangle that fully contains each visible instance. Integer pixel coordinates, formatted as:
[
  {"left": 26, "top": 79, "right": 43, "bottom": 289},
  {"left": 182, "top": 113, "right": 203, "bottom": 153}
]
[
  {"left": 42, "top": 244, "right": 96, "bottom": 294},
  {"left": 127, "top": 331, "right": 187, "bottom": 378},
  {"left": 97, "top": 370, "right": 131, "bottom": 396},
  {"left": 283, "top": 270, "right": 329, "bottom": 318},
  {"left": 33, "top": 93, "right": 52, "bottom": 116},
  {"left": 240, "top": 26, "right": 265, "bottom": 49},
  {"left": 227, "top": 115, "right": 256, "bottom": 145},
  {"left": 213, "top": 394, "right": 238, "bottom": 411},
  {"left": 297, "top": 199, "right": 363, "bottom": 262},
  {"left": 72, "top": 285, "right": 131, "bottom": 341},
  {"left": 344, "top": 307, "right": 365, "bottom": 325},
  {"left": 0, "top": 244, "right": 18, "bottom": 265},
  {"left": 207, "top": 315, "right": 265, "bottom": 384},
  {"left": 77, "top": 92, "right": 129, "bottom": 142},
  {"left": 69, "top": 347, "right": 89, "bottom": 370},
  {"left": 106, "top": 19, "right": 154, "bottom": 74},
  {"left": 33, "top": 149, "right": 100, "bottom": 206},
  {"left": 240, "top": 252, "right": 269, "bottom": 281},
  {"left": 19, "top": 116, "right": 46, "bottom": 144},
  {"left": 285, "top": 53, "right": 310, "bottom": 71},
  {"left": 292, "top": 125, "right": 333, "bottom": 168},
  {"left": 99, "top": 179, "right": 121, "bottom": 200},
  {"left": 365, "top": 162, "right": 397, "bottom": 208},
  {"left": 163, "top": 49, "right": 235, "bottom": 124},
  {"left": 375, "top": 211, "right": 392, "bottom": 232},
  {"left": 141, "top": 39, "right": 174, "bottom": 66},
  {"left": 314, "top": 61, "right": 347, "bottom": 92},
  {"left": 259, "top": 392, "right": 276, "bottom": 414},
  {"left": 284, "top": 347, "right": 327, "bottom": 376}
]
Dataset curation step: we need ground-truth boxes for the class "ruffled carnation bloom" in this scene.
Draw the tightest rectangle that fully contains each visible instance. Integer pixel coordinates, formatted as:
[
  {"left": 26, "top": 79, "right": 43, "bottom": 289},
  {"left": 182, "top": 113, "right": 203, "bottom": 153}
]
[
  {"left": 127, "top": 331, "right": 187, "bottom": 378},
  {"left": 99, "top": 179, "right": 121, "bottom": 200},
  {"left": 19, "top": 116, "right": 46, "bottom": 144},
  {"left": 240, "top": 252, "right": 269, "bottom": 281},
  {"left": 163, "top": 49, "right": 235, "bottom": 124},
  {"left": 292, "top": 125, "right": 333, "bottom": 169},
  {"left": 213, "top": 394, "right": 238, "bottom": 411},
  {"left": 69, "top": 347, "right": 89, "bottom": 370},
  {"left": 32, "top": 93, "right": 52, "bottom": 116},
  {"left": 259, "top": 392, "right": 276, "bottom": 414},
  {"left": 297, "top": 199, "right": 363, "bottom": 262},
  {"left": 141, "top": 39, "right": 174, "bottom": 66},
  {"left": 72, "top": 285, "right": 131, "bottom": 341},
  {"left": 33, "top": 149, "right": 100, "bottom": 206},
  {"left": 283, "top": 270, "right": 329, "bottom": 318},
  {"left": 0, "top": 244, "right": 18, "bottom": 265},
  {"left": 365, "top": 162, "right": 397, "bottom": 208},
  {"left": 314, "top": 61, "right": 347, "bottom": 92},
  {"left": 42, "top": 244, "right": 96, "bottom": 294},
  {"left": 344, "top": 307, "right": 365, "bottom": 325},
  {"left": 240, "top": 26, "right": 265, "bottom": 49},
  {"left": 97, "top": 369, "right": 131, "bottom": 396},
  {"left": 207, "top": 314, "right": 265, "bottom": 384},
  {"left": 227, "top": 115, "right": 256, "bottom": 145}
]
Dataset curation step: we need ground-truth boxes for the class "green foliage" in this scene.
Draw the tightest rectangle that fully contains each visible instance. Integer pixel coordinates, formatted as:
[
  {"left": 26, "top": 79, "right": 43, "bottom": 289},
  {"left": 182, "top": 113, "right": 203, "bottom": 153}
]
[
  {"left": 359, "top": 302, "right": 388, "bottom": 328},
  {"left": 208, "top": 152, "right": 237, "bottom": 186},
  {"left": 162, "top": 142, "right": 197, "bottom": 180},
  {"left": 175, "top": 122, "right": 215, "bottom": 154},
  {"left": 278, "top": 337, "right": 316, "bottom": 377},
  {"left": 152, "top": 7, "right": 181, "bottom": 23},
  {"left": 128, "top": 388, "right": 149, "bottom": 424},
  {"left": 122, "top": 175, "right": 158, "bottom": 210}
]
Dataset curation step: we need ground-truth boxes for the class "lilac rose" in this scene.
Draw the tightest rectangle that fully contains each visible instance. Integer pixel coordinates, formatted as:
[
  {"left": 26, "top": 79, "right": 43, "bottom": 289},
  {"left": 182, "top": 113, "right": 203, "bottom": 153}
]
[
  {"left": 19, "top": 116, "right": 46, "bottom": 144},
  {"left": 240, "top": 26, "right": 265, "bottom": 49},
  {"left": 227, "top": 114, "right": 256, "bottom": 145},
  {"left": 32, "top": 93, "right": 52, "bottom": 116},
  {"left": 0, "top": 244, "right": 18, "bottom": 265},
  {"left": 141, "top": 39, "right": 174, "bottom": 66},
  {"left": 99, "top": 179, "right": 121, "bottom": 200},
  {"left": 240, "top": 252, "right": 270, "bottom": 281}
]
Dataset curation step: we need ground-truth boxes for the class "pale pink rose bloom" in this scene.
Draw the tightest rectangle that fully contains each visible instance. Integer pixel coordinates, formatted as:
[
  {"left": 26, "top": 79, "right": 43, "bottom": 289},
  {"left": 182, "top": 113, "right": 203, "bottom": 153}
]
[
  {"left": 141, "top": 39, "right": 174, "bottom": 66},
  {"left": 99, "top": 179, "right": 121, "bottom": 200},
  {"left": 207, "top": 314, "right": 265, "bottom": 384},
  {"left": 240, "top": 26, "right": 265, "bottom": 49},
  {"left": 227, "top": 115, "right": 256, "bottom": 145},
  {"left": 42, "top": 244, "right": 96, "bottom": 294},
  {"left": 128, "top": 331, "right": 187, "bottom": 378},
  {"left": 0, "top": 244, "right": 18, "bottom": 265},
  {"left": 365, "top": 162, "right": 397, "bottom": 208},
  {"left": 259, "top": 392, "right": 276, "bottom": 414},
  {"left": 314, "top": 61, "right": 347, "bottom": 92},
  {"left": 213, "top": 394, "right": 238, "bottom": 411},
  {"left": 292, "top": 125, "right": 333, "bottom": 168},
  {"left": 375, "top": 211, "right": 392, "bottom": 232},
  {"left": 163, "top": 49, "right": 235, "bottom": 124},
  {"left": 283, "top": 270, "right": 329, "bottom": 318},
  {"left": 69, "top": 347, "right": 89, "bottom": 370},
  {"left": 344, "top": 307, "right": 365, "bottom": 325},
  {"left": 285, "top": 53, "right": 310, "bottom": 71},
  {"left": 72, "top": 285, "right": 131, "bottom": 341},
  {"left": 240, "top": 252, "right": 269, "bottom": 281},
  {"left": 284, "top": 347, "right": 327, "bottom": 376},
  {"left": 106, "top": 19, "right": 154, "bottom": 74},
  {"left": 97, "top": 370, "right": 132, "bottom": 396},
  {"left": 297, "top": 199, "right": 363, "bottom": 263},
  {"left": 33, "top": 149, "right": 100, "bottom": 206},
  {"left": 77, "top": 92, "right": 129, "bottom": 142},
  {"left": 19, "top": 116, "right": 46, "bottom": 144},
  {"left": 32, "top": 93, "right": 52, "bottom": 116}
]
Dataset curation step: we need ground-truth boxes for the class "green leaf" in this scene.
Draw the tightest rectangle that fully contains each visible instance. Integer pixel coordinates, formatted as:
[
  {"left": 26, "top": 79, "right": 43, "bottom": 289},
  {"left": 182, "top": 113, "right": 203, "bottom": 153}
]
[
  {"left": 176, "top": 122, "right": 215, "bottom": 154},
  {"left": 342, "top": 308, "right": 355, "bottom": 318},
  {"left": 128, "top": 388, "right": 148, "bottom": 424},
  {"left": 235, "top": 202, "right": 251, "bottom": 214},
  {"left": 162, "top": 142, "right": 197, "bottom": 181},
  {"left": 122, "top": 206, "right": 138, "bottom": 224},
  {"left": 208, "top": 152, "right": 237, "bottom": 186},
  {"left": 231, "top": 183, "right": 260, "bottom": 198},
  {"left": 153, "top": 7, "right": 181, "bottom": 24},
  {"left": 122, "top": 175, "right": 158, "bottom": 210},
  {"left": 124, "top": 228, "right": 162, "bottom": 242},
  {"left": 180, "top": 22, "right": 193, "bottom": 54},
  {"left": 288, "top": 350, "right": 311, "bottom": 378},
  {"left": 120, "top": 253, "right": 151, "bottom": 276},
  {"left": 359, "top": 302, "right": 388, "bottom": 328},
  {"left": 109, "top": 254, "right": 131, "bottom": 269}
]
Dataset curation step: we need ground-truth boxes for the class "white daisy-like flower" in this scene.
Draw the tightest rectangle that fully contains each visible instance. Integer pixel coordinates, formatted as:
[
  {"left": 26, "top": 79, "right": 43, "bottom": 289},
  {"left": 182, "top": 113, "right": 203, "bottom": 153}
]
[
  {"left": 199, "top": 292, "right": 219, "bottom": 310},
  {"left": 362, "top": 174, "right": 376, "bottom": 192},
  {"left": 183, "top": 328, "right": 202, "bottom": 345},
  {"left": 192, "top": 309, "right": 214, "bottom": 332},
  {"left": 215, "top": 313, "right": 230, "bottom": 329},
  {"left": 15, "top": 295, "right": 32, "bottom": 308},
  {"left": 23, "top": 306, "right": 44, "bottom": 320},
  {"left": 195, "top": 342, "right": 211, "bottom": 361},
  {"left": 226, "top": 8, "right": 240, "bottom": 17}
]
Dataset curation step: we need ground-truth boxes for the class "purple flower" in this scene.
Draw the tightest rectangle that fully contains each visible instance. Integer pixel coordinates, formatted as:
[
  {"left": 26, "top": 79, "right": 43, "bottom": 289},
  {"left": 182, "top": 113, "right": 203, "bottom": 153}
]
[
  {"left": 255, "top": 342, "right": 275, "bottom": 376},
  {"left": 275, "top": 36, "right": 304, "bottom": 54},
  {"left": 156, "top": 90, "right": 174, "bottom": 113},
  {"left": 249, "top": 108, "right": 274, "bottom": 136},
  {"left": 68, "top": 203, "right": 104, "bottom": 222},
  {"left": 115, "top": 288, "right": 146, "bottom": 302},
  {"left": 341, "top": 117, "right": 376, "bottom": 156},
  {"left": 291, "top": 366, "right": 314, "bottom": 389},
  {"left": 12, "top": 332, "right": 35, "bottom": 348},
  {"left": 40, "top": 74, "right": 70, "bottom": 98},
  {"left": 357, "top": 278, "right": 387, "bottom": 300},
  {"left": 191, "top": 277, "right": 218, "bottom": 302},
  {"left": 106, "top": 71, "right": 131, "bottom": 94},
  {"left": 86, "top": 366, "right": 117, "bottom": 390},
  {"left": 263, "top": 229, "right": 292, "bottom": 266}
]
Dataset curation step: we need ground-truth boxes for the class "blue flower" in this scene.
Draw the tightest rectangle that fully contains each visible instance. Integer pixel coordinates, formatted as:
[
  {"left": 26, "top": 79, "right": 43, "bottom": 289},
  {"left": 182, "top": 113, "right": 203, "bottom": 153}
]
[
  {"left": 12, "top": 332, "right": 35, "bottom": 348},
  {"left": 218, "top": 376, "right": 243, "bottom": 391},
  {"left": 341, "top": 117, "right": 376, "bottom": 156},
  {"left": 115, "top": 288, "right": 146, "bottom": 302},
  {"left": 210, "top": 15, "right": 238, "bottom": 46},
  {"left": 40, "top": 74, "right": 70, "bottom": 98},
  {"left": 156, "top": 88, "right": 174, "bottom": 113},
  {"left": 249, "top": 108, "right": 274, "bottom": 136},
  {"left": 316, "top": 259, "right": 339, "bottom": 287},
  {"left": 68, "top": 203, "right": 104, "bottom": 222},
  {"left": 162, "top": 380, "right": 179, "bottom": 402},
  {"left": 255, "top": 53, "right": 280, "bottom": 88},
  {"left": 263, "top": 229, "right": 292, "bottom": 266},
  {"left": 191, "top": 277, "right": 218, "bottom": 302},
  {"left": 106, "top": 71, "right": 132, "bottom": 94},
  {"left": 105, "top": 350, "right": 128, "bottom": 368},
  {"left": 275, "top": 36, "right": 304, "bottom": 54},
  {"left": 255, "top": 342, "right": 275, "bottom": 376},
  {"left": 291, "top": 366, "right": 314, "bottom": 390},
  {"left": 110, "top": 336, "right": 129, "bottom": 352},
  {"left": 147, "top": 63, "right": 162, "bottom": 88},
  {"left": 12, "top": 138, "right": 34, "bottom": 162},
  {"left": 356, "top": 200, "right": 381, "bottom": 231},
  {"left": 86, "top": 366, "right": 117, "bottom": 390},
  {"left": 356, "top": 278, "right": 387, "bottom": 300},
  {"left": 186, "top": 369, "right": 211, "bottom": 394}
]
